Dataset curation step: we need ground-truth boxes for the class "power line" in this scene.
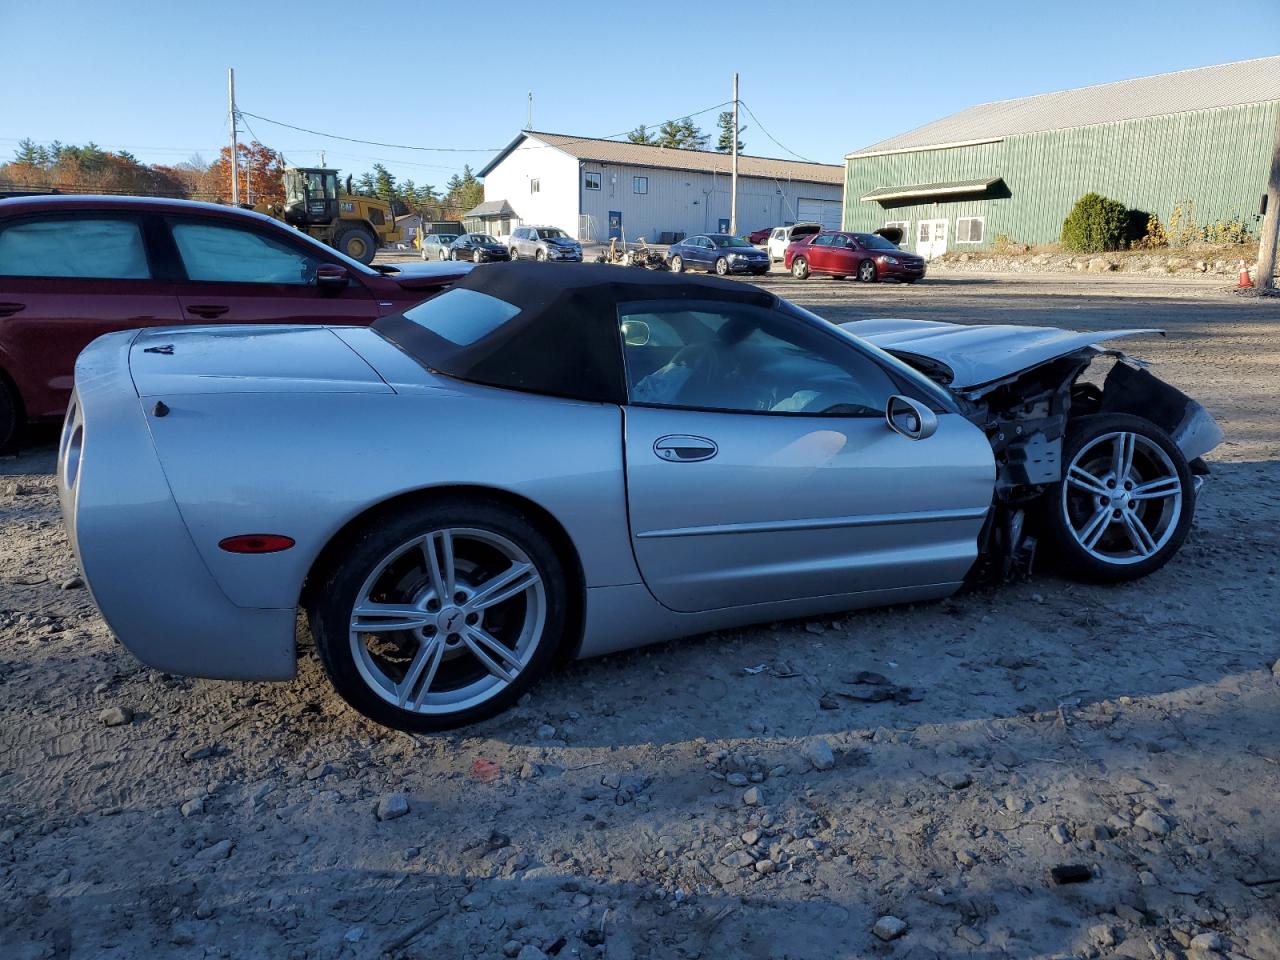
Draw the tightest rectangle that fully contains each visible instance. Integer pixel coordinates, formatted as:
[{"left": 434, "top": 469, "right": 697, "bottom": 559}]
[{"left": 738, "top": 101, "right": 820, "bottom": 164}]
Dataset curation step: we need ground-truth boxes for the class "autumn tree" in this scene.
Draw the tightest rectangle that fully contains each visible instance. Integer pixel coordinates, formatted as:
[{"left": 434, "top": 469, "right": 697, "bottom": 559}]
[{"left": 205, "top": 141, "right": 286, "bottom": 205}]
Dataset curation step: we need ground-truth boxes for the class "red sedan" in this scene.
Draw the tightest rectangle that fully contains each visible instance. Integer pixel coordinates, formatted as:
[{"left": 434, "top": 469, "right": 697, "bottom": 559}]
[
  {"left": 784, "top": 231, "right": 926, "bottom": 283},
  {"left": 0, "top": 195, "right": 466, "bottom": 448}
]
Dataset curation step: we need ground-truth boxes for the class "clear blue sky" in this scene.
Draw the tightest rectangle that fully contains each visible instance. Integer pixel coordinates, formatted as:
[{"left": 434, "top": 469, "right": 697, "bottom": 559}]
[{"left": 2, "top": 0, "right": 1277, "bottom": 187}]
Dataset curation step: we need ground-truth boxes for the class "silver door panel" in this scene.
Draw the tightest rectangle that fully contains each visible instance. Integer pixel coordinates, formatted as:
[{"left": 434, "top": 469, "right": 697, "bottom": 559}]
[{"left": 624, "top": 406, "right": 994, "bottom": 612}]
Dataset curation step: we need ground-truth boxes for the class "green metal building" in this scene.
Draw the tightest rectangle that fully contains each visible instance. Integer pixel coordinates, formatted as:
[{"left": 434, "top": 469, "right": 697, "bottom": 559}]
[{"left": 843, "top": 57, "right": 1280, "bottom": 256}]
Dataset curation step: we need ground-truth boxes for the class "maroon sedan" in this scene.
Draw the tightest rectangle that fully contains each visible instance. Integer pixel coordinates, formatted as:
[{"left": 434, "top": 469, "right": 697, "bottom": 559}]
[
  {"left": 0, "top": 195, "right": 466, "bottom": 448},
  {"left": 784, "top": 231, "right": 926, "bottom": 283}
]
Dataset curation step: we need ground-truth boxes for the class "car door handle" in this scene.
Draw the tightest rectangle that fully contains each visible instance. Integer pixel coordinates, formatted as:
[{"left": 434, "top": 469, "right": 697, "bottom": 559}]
[
  {"left": 0, "top": 302, "right": 25, "bottom": 317},
  {"left": 185, "top": 304, "right": 230, "bottom": 318},
  {"left": 654, "top": 435, "right": 718, "bottom": 462}
]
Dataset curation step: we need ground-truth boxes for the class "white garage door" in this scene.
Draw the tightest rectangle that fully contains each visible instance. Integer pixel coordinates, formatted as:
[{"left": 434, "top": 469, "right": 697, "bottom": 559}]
[{"left": 797, "top": 198, "right": 841, "bottom": 230}]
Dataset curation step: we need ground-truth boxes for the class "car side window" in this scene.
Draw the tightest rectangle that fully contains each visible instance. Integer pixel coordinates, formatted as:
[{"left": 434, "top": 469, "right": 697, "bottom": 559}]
[
  {"left": 619, "top": 304, "right": 899, "bottom": 416},
  {"left": 171, "top": 221, "right": 322, "bottom": 284},
  {"left": 0, "top": 217, "right": 150, "bottom": 279},
  {"left": 811, "top": 235, "right": 834, "bottom": 247}
]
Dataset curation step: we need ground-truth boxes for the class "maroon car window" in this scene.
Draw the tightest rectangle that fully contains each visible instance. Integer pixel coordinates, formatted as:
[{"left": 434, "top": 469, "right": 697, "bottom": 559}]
[
  {"left": 0, "top": 218, "right": 150, "bottom": 279},
  {"left": 171, "top": 222, "right": 322, "bottom": 284},
  {"left": 811, "top": 235, "right": 834, "bottom": 247}
]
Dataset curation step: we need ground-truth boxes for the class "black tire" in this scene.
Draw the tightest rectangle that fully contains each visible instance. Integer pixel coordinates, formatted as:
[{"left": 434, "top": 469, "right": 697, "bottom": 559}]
[
  {"left": 669, "top": 255, "right": 684, "bottom": 273},
  {"left": 714, "top": 257, "right": 729, "bottom": 276},
  {"left": 509, "top": 248, "right": 520, "bottom": 261},
  {"left": 472, "top": 249, "right": 483, "bottom": 264},
  {"left": 334, "top": 225, "right": 377, "bottom": 265},
  {"left": 0, "top": 378, "right": 19, "bottom": 454},
  {"left": 535, "top": 248, "right": 547, "bottom": 262},
  {"left": 450, "top": 249, "right": 459, "bottom": 261},
  {"left": 857, "top": 259, "right": 878, "bottom": 283},
  {"left": 309, "top": 497, "right": 569, "bottom": 732},
  {"left": 1042, "top": 413, "right": 1194, "bottom": 583},
  {"left": 791, "top": 257, "right": 810, "bottom": 280}
]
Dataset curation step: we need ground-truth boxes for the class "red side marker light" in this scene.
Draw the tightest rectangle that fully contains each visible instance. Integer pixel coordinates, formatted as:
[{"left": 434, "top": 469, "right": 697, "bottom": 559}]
[{"left": 218, "top": 534, "right": 295, "bottom": 554}]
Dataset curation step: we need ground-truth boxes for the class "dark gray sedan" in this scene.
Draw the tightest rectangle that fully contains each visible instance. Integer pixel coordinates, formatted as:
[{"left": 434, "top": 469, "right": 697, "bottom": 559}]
[
  {"left": 448, "top": 233, "right": 510, "bottom": 263},
  {"left": 668, "top": 233, "right": 771, "bottom": 276}
]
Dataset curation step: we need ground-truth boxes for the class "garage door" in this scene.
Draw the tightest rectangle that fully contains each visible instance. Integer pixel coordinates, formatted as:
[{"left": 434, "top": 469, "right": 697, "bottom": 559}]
[{"left": 797, "top": 198, "right": 841, "bottom": 230}]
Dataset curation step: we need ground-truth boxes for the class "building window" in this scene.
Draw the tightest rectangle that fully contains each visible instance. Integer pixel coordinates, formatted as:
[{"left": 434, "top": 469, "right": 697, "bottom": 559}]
[
  {"left": 633, "top": 176, "right": 648, "bottom": 195},
  {"left": 530, "top": 179, "right": 540, "bottom": 194},
  {"left": 584, "top": 172, "right": 601, "bottom": 191},
  {"left": 956, "top": 217, "right": 985, "bottom": 243}
]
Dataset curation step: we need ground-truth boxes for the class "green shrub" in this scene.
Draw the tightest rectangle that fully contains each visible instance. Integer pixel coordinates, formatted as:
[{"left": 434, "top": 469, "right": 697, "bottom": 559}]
[{"left": 1061, "top": 192, "right": 1129, "bottom": 253}]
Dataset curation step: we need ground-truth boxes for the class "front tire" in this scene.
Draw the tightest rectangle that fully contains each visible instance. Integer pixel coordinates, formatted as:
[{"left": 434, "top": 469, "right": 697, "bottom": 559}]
[
  {"left": 670, "top": 255, "right": 684, "bottom": 273},
  {"left": 334, "top": 225, "right": 377, "bottom": 265},
  {"left": 1043, "top": 414, "right": 1194, "bottom": 583},
  {"left": 714, "top": 257, "right": 729, "bottom": 276},
  {"left": 535, "top": 249, "right": 547, "bottom": 262},
  {"left": 310, "top": 498, "right": 568, "bottom": 732},
  {"left": 858, "top": 260, "right": 878, "bottom": 283},
  {"left": 473, "top": 249, "right": 483, "bottom": 264},
  {"left": 791, "top": 257, "right": 810, "bottom": 279}
]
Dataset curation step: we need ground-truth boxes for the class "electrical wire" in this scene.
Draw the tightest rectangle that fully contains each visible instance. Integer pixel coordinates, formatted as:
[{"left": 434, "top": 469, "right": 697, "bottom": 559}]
[{"left": 738, "top": 101, "right": 821, "bottom": 164}]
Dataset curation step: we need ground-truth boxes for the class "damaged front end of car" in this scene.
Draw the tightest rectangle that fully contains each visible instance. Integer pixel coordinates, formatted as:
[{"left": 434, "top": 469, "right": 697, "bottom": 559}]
[{"left": 843, "top": 319, "right": 1223, "bottom": 582}]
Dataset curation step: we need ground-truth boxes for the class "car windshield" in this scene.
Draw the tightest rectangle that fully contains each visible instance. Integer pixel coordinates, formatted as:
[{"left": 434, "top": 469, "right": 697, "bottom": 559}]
[
  {"left": 854, "top": 233, "right": 900, "bottom": 251},
  {"left": 536, "top": 229, "right": 568, "bottom": 240},
  {"left": 438, "top": 234, "right": 458, "bottom": 243},
  {"left": 711, "top": 235, "right": 752, "bottom": 248},
  {"left": 471, "top": 234, "right": 497, "bottom": 244}
]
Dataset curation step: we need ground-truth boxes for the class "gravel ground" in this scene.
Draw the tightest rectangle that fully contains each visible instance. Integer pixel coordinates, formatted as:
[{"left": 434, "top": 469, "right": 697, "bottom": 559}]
[{"left": 1, "top": 274, "right": 1277, "bottom": 960}]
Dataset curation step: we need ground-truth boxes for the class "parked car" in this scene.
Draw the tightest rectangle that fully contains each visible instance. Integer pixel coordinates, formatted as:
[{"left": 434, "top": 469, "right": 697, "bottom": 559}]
[
  {"left": 667, "top": 233, "right": 770, "bottom": 275},
  {"left": 60, "top": 262, "right": 1220, "bottom": 732},
  {"left": 449, "top": 233, "right": 510, "bottom": 263},
  {"left": 419, "top": 233, "right": 460, "bottom": 260},
  {"left": 508, "top": 226, "right": 583, "bottom": 262},
  {"left": 747, "top": 226, "right": 773, "bottom": 245},
  {"left": 0, "top": 195, "right": 467, "bottom": 450},
  {"left": 786, "top": 231, "right": 927, "bottom": 283},
  {"left": 767, "top": 223, "right": 821, "bottom": 262}
]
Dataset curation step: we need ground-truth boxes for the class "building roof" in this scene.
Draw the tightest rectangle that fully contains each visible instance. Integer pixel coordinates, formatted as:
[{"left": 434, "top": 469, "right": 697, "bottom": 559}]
[
  {"left": 848, "top": 56, "right": 1280, "bottom": 159},
  {"left": 464, "top": 199, "right": 518, "bottom": 218},
  {"left": 481, "top": 131, "right": 843, "bottom": 185}
]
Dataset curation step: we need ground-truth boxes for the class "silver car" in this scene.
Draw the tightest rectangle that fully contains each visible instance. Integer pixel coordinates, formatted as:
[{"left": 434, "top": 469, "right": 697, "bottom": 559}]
[
  {"left": 508, "top": 225, "right": 582, "bottom": 262},
  {"left": 59, "top": 264, "right": 1220, "bottom": 731},
  {"left": 419, "top": 233, "right": 460, "bottom": 261}
]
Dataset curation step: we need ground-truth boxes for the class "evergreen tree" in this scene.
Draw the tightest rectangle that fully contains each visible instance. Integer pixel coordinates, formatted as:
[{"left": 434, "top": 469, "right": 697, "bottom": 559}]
[
  {"left": 627, "top": 125, "right": 657, "bottom": 145},
  {"left": 372, "top": 163, "right": 397, "bottom": 200},
  {"left": 13, "top": 138, "right": 43, "bottom": 166},
  {"left": 656, "top": 120, "right": 683, "bottom": 148},
  {"left": 677, "top": 118, "right": 708, "bottom": 150},
  {"left": 715, "top": 112, "right": 744, "bottom": 153},
  {"left": 357, "top": 172, "right": 376, "bottom": 196}
]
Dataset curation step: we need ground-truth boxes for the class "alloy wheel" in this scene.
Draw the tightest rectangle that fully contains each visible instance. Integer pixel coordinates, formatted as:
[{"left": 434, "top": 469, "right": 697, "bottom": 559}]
[
  {"left": 1062, "top": 431, "right": 1183, "bottom": 565},
  {"left": 348, "top": 527, "right": 546, "bottom": 715}
]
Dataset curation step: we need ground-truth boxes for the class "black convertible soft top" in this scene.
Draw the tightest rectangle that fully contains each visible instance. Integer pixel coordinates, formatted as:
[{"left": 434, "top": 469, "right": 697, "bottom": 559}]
[{"left": 375, "top": 262, "right": 777, "bottom": 404}]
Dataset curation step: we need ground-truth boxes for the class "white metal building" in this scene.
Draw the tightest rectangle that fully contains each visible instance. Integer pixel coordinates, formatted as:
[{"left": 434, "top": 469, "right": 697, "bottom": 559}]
[{"left": 474, "top": 131, "right": 844, "bottom": 243}]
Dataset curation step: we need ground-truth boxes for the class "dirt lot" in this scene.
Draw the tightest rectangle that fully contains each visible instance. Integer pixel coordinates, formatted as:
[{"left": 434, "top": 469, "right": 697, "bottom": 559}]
[{"left": 1, "top": 273, "right": 1277, "bottom": 960}]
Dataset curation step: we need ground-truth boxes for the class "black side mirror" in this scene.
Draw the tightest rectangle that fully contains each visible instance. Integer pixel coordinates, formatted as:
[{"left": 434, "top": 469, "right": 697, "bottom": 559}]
[{"left": 316, "top": 263, "right": 349, "bottom": 294}]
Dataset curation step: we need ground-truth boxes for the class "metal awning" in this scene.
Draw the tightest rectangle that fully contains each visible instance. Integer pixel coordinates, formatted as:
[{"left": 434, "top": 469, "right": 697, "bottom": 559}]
[
  {"left": 860, "top": 177, "right": 1004, "bottom": 204},
  {"left": 464, "top": 199, "right": 517, "bottom": 218}
]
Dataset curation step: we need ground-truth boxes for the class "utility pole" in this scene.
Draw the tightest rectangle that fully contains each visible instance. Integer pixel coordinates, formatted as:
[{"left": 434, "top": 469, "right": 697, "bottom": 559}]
[
  {"left": 1257, "top": 106, "right": 1280, "bottom": 290},
  {"left": 227, "top": 67, "right": 240, "bottom": 205},
  {"left": 526, "top": 92, "right": 533, "bottom": 130},
  {"left": 730, "top": 72, "right": 739, "bottom": 236}
]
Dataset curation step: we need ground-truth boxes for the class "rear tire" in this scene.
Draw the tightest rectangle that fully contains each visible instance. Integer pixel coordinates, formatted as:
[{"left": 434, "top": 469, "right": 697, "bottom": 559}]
[
  {"left": 334, "top": 225, "right": 377, "bottom": 265},
  {"left": 310, "top": 498, "right": 568, "bottom": 732},
  {"left": 1043, "top": 413, "right": 1194, "bottom": 583},
  {"left": 0, "top": 379, "right": 19, "bottom": 454},
  {"left": 791, "top": 257, "right": 810, "bottom": 279}
]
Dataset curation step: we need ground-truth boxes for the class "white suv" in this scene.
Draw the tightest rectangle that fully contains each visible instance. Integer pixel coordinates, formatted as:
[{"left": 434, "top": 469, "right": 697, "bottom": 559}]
[{"left": 766, "top": 223, "right": 822, "bottom": 262}]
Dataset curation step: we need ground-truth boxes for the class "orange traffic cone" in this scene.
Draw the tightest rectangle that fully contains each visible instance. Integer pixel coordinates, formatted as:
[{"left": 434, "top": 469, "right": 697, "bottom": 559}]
[{"left": 1238, "top": 260, "right": 1254, "bottom": 289}]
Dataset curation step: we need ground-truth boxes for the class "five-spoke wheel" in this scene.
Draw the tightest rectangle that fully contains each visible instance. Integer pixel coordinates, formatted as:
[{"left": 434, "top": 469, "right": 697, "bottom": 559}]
[{"left": 310, "top": 499, "right": 566, "bottom": 730}]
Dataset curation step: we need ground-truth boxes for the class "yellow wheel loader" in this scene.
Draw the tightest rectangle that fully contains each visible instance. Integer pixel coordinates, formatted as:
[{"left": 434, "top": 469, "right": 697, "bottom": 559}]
[{"left": 255, "top": 168, "right": 402, "bottom": 265}]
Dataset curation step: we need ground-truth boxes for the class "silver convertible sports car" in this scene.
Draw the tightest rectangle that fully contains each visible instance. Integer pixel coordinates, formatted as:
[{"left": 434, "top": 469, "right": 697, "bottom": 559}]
[{"left": 59, "top": 263, "right": 1221, "bottom": 731}]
